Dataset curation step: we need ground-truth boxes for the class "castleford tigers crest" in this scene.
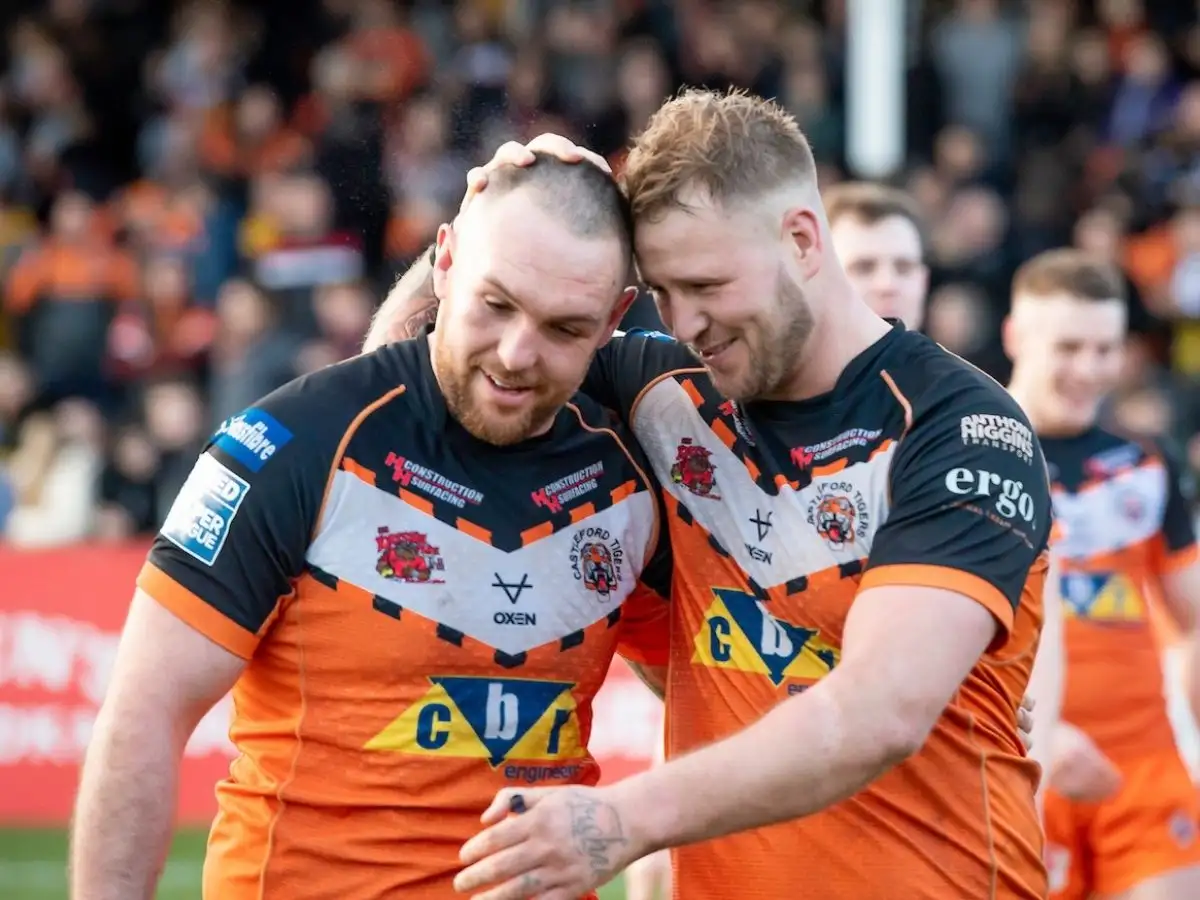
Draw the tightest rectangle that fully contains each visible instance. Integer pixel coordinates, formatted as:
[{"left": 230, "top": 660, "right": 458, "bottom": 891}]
[
  {"left": 806, "top": 482, "right": 870, "bottom": 550},
  {"left": 375, "top": 527, "right": 446, "bottom": 583},
  {"left": 670, "top": 437, "right": 720, "bottom": 499},
  {"left": 813, "top": 496, "right": 856, "bottom": 546},
  {"left": 569, "top": 526, "right": 624, "bottom": 599},
  {"left": 578, "top": 542, "right": 617, "bottom": 596}
]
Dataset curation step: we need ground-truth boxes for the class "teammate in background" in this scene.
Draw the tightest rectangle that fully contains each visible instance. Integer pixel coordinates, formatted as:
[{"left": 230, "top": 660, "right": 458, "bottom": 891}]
[
  {"left": 376, "top": 92, "right": 1053, "bottom": 900},
  {"left": 823, "top": 181, "right": 930, "bottom": 330},
  {"left": 827, "top": 181, "right": 1065, "bottom": 802},
  {"left": 70, "top": 158, "right": 674, "bottom": 900},
  {"left": 1005, "top": 248, "right": 1200, "bottom": 900}
]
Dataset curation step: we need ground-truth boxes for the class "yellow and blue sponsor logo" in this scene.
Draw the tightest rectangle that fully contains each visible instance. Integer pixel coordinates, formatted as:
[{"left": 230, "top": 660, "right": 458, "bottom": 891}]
[
  {"left": 693, "top": 588, "right": 840, "bottom": 692},
  {"left": 212, "top": 407, "right": 293, "bottom": 472},
  {"left": 365, "top": 676, "right": 587, "bottom": 782},
  {"left": 1059, "top": 571, "right": 1147, "bottom": 623}
]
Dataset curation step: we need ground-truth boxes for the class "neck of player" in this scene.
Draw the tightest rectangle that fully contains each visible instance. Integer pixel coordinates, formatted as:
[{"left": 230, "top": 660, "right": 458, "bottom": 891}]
[{"left": 769, "top": 293, "right": 892, "bottom": 402}]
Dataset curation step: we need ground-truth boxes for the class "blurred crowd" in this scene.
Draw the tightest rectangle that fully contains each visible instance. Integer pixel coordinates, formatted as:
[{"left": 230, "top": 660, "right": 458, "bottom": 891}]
[{"left": 2, "top": 0, "right": 1200, "bottom": 545}]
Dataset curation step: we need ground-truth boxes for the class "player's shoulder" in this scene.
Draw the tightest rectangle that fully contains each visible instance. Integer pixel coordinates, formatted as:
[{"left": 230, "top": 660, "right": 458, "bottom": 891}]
[
  {"left": 605, "top": 328, "right": 701, "bottom": 381},
  {"left": 209, "top": 345, "right": 415, "bottom": 475},
  {"left": 886, "top": 331, "right": 1034, "bottom": 444}
]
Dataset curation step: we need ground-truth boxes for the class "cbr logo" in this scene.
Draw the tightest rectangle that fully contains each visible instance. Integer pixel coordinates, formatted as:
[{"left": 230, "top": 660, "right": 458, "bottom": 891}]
[
  {"left": 692, "top": 588, "right": 840, "bottom": 690},
  {"left": 365, "top": 677, "right": 586, "bottom": 780}
]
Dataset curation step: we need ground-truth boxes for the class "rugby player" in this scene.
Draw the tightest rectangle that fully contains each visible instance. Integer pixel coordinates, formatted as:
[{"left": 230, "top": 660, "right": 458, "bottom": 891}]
[
  {"left": 376, "top": 90, "right": 1053, "bottom": 900},
  {"left": 69, "top": 157, "right": 676, "bottom": 900},
  {"left": 827, "top": 181, "right": 1065, "bottom": 798},
  {"left": 1004, "top": 248, "right": 1200, "bottom": 900},
  {"left": 823, "top": 181, "right": 930, "bottom": 330},
  {"left": 615, "top": 181, "right": 1054, "bottom": 900}
]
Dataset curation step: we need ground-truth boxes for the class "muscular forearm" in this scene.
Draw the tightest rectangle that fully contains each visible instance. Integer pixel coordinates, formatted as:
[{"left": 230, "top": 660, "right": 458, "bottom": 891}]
[
  {"left": 70, "top": 701, "right": 186, "bottom": 900},
  {"left": 362, "top": 245, "right": 437, "bottom": 352},
  {"left": 610, "top": 669, "right": 912, "bottom": 854}
]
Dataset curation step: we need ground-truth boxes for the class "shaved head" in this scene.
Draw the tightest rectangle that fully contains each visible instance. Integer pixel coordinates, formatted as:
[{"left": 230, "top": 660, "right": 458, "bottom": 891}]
[{"left": 468, "top": 153, "right": 635, "bottom": 278}]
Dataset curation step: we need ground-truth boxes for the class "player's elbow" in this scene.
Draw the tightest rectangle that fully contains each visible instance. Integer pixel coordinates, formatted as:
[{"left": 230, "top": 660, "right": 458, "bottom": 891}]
[
  {"left": 867, "top": 699, "right": 941, "bottom": 766},
  {"left": 873, "top": 715, "right": 929, "bottom": 765}
]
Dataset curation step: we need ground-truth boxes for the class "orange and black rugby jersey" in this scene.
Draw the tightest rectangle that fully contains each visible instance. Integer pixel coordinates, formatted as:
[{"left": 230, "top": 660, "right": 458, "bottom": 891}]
[
  {"left": 136, "top": 335, "right": 672, "bottom": 899},
  {"left": 583, "top": 324, "right": 1052, "bottom": 900},
  {"left": 1042, "top": 427, "right": 1198, "bottom": 761}
]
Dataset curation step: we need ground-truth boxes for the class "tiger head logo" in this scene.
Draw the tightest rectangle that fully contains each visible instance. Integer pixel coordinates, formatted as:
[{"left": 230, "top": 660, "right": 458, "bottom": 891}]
[{"left": 814, "top": 495, "right": 857, "bottom": 548}]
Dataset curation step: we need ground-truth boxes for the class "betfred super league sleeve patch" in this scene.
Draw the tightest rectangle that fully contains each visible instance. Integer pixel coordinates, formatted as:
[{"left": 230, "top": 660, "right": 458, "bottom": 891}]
[
  {"left": 161, "top": 454, "right": 250, "bottom": 566},
  {"left": 212, "top": 407, "right": 294, "bottom": 473}
]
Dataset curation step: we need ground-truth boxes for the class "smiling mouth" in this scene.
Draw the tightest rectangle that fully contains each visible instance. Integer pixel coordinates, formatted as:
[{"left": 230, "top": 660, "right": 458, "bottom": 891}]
[
  {"left": 694, "top": 338, "right": 736, "bottom": 362},
  {"left": 482, "top": 372, "right": 535, "bottom": 397}
]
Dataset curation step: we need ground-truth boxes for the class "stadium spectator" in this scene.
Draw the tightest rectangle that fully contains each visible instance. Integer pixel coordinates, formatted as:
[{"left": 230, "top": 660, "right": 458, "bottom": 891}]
[{"left": 0, "top": 0, "right": 1196, "bottom": 551}]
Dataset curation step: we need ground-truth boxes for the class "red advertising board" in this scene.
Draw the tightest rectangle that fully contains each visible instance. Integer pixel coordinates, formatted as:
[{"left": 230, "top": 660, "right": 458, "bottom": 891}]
[{"left": 0, "top": 543, "right": 661, "bottom": 825}]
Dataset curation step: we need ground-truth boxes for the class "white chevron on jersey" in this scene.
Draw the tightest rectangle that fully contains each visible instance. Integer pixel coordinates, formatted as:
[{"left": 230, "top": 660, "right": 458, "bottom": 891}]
[
  {"left": 1052, "top": 460, "right": 1167, "bottom": 561},
  {"left": 631, "top": 378, "right": 896, "bottom": 587},
  {"left": 306, "top": 470, "right": 657, "bottom": 655}
]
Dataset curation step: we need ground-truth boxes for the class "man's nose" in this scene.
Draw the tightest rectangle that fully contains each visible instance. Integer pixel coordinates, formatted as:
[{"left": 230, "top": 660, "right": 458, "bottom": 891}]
[{"left": 495, "top": 323, "right": 539, "bottom": 373}]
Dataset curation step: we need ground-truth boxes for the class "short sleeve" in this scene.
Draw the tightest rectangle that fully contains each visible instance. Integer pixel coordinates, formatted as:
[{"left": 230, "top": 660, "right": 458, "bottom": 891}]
[
  {"left": 1152, "top": 440, "right": 1198, "bottom": 573},
  {"left": 582, "top": 330, "right": 699, "bottom": 425},
  {"left": 137, "top": 385, "right": 332, "bottom": 659},
  {"left": 862, "top": 391, "right": 1052, "bottom": 647}
]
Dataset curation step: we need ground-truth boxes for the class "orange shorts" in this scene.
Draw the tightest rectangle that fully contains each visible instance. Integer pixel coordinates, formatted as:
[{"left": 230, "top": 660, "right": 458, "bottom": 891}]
[{"left": 1043, "top": 750, "right": 1200, "bottom": 899}]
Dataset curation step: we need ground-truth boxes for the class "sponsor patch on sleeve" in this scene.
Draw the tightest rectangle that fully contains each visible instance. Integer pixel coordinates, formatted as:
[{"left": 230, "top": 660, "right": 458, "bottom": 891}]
[
  {"left": 212, "top": 407, "right": 294, "bottom": 472},
  {"left": 161, "top": 454, "right": 250, "bottom": 566}
]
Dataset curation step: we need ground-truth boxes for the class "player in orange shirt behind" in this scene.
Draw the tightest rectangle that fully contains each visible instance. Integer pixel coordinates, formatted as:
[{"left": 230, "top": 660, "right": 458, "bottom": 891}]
[{"left": 1004, "top": 248, "right": 1200, "bottom": 900}]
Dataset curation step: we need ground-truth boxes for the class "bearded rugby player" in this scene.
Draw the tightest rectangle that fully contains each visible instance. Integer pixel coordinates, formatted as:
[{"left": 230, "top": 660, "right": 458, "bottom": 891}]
[
  {"left": 71, "top": 158, "right": 675, "bottom": 900},
  {"left": 377, "top": 90, "right": 1053, "bottom": 900}
]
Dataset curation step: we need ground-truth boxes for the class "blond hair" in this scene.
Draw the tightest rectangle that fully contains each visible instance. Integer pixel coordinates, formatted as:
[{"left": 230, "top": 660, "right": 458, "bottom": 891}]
[
  {"left": 621, "top": 88, "right": 817, "bottom": 221},
  {"left": 1012, "top": 248, "right": 1125, "bottom": 303}
]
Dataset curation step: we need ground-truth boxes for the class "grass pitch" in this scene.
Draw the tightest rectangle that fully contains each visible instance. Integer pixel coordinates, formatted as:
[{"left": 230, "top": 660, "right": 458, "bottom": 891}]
[{"left": 0, "top": 828, "right": 628, "bottom": 899}]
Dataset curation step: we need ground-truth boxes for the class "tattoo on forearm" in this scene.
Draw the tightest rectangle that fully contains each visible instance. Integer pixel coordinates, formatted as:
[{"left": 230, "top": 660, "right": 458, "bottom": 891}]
[
  {"left": 568, "top": 795, "right": 628, "bottom": 881},
  {"left": 401, "top": 304, "right": 438, "bottom": 339}
]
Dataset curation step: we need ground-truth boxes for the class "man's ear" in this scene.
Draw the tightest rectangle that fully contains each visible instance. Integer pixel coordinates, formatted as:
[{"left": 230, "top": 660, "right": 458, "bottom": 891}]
[
  {"left": 783, "top": 205, "right": 823, "bottom": 282},
  {"left": 432, "top": 222, "right": 455, "bottom": 295},
  {"left": 601, "top": 286, "right": 639, "bottom": 343}
]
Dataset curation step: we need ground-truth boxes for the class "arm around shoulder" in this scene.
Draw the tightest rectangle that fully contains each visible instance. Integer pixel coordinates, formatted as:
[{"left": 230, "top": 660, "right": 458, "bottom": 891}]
[{"left": 363, "top": 245, "right": 438, "bottom": 352}]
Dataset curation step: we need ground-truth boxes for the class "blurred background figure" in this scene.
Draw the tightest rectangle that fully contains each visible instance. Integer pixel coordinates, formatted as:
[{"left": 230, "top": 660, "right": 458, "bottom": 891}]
[{"left": 0, "top": 0, "right": 1191, "bottom": 549}]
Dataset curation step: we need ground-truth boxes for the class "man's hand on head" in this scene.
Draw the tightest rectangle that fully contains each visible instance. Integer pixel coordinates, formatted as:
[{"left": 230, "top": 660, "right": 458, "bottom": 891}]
[
  {"left": 459, "top": 135, "right": 611, "bottom": 218},
  {"left": 362, "top": 135, "right": 613, "bottom": 355}
]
